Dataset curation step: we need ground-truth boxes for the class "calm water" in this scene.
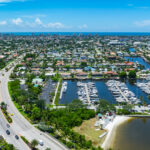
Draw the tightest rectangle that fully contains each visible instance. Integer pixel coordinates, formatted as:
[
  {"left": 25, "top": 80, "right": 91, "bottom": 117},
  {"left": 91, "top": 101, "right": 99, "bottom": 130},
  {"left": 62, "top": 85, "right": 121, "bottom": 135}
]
[
  {"left": 124, "top": 57, "right": 150, "bottom": 69},
  {"left": 60, "top": 55, "right": 150, "bottom": 104},
  {"left": 3, "top": 32, "right": 150, "bottom": 36},
  {"left": 112, "top": 118, "right": 150, "bottom": 150},
  {"left": 126, "top": 80, "right": 150, "bottom": 105},
  {"left": 59, "top": 80, "right": 150, "bottom": 104},
  {"left": 59, "top": 80, "right": 78, "bottom": 104},
  {"left": 59, "top": 80, "right": 116, "bottom": 104}
]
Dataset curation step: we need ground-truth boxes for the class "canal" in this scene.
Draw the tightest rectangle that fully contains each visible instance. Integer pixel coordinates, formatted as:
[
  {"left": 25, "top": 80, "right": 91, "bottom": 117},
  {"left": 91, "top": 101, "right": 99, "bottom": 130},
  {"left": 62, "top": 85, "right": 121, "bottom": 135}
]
[
  {"left": 111, "top": 118, "right": 150, "bottom": 150},
  {"left": 124, "top": 56, "right": 150, "bottom": 69}
]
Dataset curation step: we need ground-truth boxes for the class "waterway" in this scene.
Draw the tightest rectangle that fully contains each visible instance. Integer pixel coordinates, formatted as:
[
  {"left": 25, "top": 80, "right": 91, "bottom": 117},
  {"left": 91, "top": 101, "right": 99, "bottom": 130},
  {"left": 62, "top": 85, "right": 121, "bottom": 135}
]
[
  {"left": 59, "top": 55, "right": 150, "bottom": 104},
  {"left": 111, "top": 118, "right": 150, "bottom": 150},
  {"left": 59, "top": 79, "right": 150, "bottom": 105},
  {"left": 124, "top": 56, "right": 150, "bottom": 69},
  {"left": 59, "top": 80, "right": 116, "bottom": 104}
]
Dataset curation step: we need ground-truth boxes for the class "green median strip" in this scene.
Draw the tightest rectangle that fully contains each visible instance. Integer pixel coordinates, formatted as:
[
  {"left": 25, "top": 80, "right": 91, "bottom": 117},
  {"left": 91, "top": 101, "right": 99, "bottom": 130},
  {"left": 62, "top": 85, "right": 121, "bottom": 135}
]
[
  {"left": 1, "top": 108, "right": 12, "bottom": 123},
  {"left": 55, "top": 78, "right": 62, "bottom": 105}
]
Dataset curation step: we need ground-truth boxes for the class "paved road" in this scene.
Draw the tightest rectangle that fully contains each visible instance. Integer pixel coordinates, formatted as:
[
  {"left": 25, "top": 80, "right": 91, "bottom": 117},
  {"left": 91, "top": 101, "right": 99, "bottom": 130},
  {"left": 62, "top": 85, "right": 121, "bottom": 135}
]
[
  {"left": 0, "top": 110, "right": 29, "bottom": 150},
  {"left": 0, "top": 59, "right": 68, "bottom": 150}
]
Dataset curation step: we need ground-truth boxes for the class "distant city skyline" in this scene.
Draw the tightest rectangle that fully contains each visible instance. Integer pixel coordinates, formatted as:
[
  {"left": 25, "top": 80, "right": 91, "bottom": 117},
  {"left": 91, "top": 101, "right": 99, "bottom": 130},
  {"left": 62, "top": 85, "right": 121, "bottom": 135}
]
[{"left": 0, "top": 0, "right": 150, "bottom": 32}]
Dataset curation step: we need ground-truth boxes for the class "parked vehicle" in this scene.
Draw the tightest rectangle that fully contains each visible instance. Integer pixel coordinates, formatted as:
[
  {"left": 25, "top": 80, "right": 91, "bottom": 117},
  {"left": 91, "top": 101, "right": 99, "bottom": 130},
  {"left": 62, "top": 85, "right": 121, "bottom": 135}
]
[
  {"left": 6, "top": 124, "right": 10, "bottom": 128},
  {"left": 6, "top": 130, "right": 10, "bottom": 135},
  {"left": 38, "top": 140, "right": 44, "bottom": 146},
  {"left": 15, "top": 135, "right": 19, "bottom": 140}
]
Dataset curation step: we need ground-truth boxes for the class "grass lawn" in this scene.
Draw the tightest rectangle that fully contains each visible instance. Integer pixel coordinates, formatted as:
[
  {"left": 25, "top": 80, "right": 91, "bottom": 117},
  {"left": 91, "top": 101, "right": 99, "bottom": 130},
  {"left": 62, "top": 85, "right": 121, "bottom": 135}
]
[{"left": 73, "top": 118, "right": 107, "bottom": 147}]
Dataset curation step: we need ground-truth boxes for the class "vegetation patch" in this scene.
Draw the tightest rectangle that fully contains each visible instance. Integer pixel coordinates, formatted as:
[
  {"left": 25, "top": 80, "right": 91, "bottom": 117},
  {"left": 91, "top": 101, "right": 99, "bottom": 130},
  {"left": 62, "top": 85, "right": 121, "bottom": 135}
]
[
  {"left": 55, "top": 78, "right": 62, "bottom": 105},
  {"left": 0, "top": 135, "right": 16, "bottom": 150},
  {"left": 73, "top": 118, "right": 106, "bottom": 147},
  {"left": 0, "top": 102, "right": 12, "bottom": 123}
]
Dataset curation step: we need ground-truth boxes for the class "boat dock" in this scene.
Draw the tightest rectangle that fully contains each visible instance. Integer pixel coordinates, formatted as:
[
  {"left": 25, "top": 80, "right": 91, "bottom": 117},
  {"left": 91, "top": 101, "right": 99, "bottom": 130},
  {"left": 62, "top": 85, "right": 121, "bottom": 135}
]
[
  {"left": 106, "top": 80, "right": 140, "bottom": 104},
  {"left": 59, "top": 82, "right": 67, "bottom": 99},
  {"left": 115, "top": 83, "right": 129, "bottom": 103},
  {"left": 77, "top": 82, "right": 99, "bottom": 104}
]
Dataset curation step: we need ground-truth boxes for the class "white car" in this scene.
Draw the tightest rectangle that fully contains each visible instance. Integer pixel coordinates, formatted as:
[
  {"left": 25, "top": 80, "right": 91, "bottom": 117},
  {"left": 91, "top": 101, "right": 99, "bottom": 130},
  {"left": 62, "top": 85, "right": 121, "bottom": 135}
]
[{"left": 38, "top": 140, "right": 44, "bottom": 146}]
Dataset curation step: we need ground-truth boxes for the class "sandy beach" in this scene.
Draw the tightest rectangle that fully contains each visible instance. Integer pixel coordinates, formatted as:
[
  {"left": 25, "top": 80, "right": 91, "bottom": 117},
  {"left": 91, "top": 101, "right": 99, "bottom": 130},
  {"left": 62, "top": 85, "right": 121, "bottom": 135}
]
[{"left": 102, "top": 115, "right": 129, "bottom": 150}]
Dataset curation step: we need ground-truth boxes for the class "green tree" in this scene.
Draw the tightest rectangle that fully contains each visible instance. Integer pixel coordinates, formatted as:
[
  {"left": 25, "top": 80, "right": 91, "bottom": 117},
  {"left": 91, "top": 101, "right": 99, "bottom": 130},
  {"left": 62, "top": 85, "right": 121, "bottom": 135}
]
[
  {"left": 128, "top": 70, "right": 136, "bottom": 79},
  {"left": 119, "top": 71, "right": 127, "bottom": 79},
  {"left": 31, "top": 107, "right": 41, "bottom": 121},
  {"left": 97, "top": 99, "right": 115, "bottom": 114},
  {"left": 31, "top": 139, "right": 38, "bottom": 149}
]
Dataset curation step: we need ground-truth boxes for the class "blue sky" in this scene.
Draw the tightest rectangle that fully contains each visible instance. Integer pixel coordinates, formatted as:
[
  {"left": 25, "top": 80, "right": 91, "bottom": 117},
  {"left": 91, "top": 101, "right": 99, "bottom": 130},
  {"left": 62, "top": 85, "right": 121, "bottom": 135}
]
[{"left": 0, "top": 0, "right": 150, "bottom": 32}]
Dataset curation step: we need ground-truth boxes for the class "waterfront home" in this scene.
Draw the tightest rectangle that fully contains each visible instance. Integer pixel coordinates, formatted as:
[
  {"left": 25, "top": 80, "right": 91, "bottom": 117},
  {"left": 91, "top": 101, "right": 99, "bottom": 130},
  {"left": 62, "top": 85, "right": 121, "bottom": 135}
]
[
  {"left": 92, "top": 72, "right": 103, "bottom": 78},
  {"left": 124, "top": 61, "right": 134, "bottom": 66},
  {"left": 76, "top": 72, "right": 88, "bottom": 78},
  {"left": 60, "top": 72, "right": 71, "bottom": 78},
  {"left": 104, "top": 71, "right": 118, "bottom": 77},
  {"left": 124, "top": 68, "right": 135, "bottom": 72}
]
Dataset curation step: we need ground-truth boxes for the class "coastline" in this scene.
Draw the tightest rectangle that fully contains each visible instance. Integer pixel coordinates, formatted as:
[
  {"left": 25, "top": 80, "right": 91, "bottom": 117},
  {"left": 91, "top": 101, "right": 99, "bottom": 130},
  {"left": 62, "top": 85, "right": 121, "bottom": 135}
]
[{"left": 101, "top": 115, "right": 129, "bottom": 150}]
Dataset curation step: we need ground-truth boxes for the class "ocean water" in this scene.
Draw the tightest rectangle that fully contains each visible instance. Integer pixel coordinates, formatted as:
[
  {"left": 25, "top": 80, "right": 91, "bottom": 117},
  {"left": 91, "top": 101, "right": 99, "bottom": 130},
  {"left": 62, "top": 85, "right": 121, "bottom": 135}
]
[{"left": 1, "top": 32, "right": 150, "bottom": 36}]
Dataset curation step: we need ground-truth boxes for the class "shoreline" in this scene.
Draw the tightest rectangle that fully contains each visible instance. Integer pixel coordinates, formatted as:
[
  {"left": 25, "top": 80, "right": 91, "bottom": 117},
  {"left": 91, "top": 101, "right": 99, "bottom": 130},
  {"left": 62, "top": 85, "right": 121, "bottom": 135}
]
[{"left": 101, "top": 115, "right": 129, "bottom": 150}]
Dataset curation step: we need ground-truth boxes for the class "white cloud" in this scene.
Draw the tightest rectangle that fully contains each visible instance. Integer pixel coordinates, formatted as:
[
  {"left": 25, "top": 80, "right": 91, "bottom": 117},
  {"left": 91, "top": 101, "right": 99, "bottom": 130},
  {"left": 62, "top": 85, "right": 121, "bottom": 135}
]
[
  {"left": 2, "top": 17, "right": 67, "bottom": 29},
  {"left": 78, "top": 24, "right": 88, "bottom": 29},
  {"left": 0, "top": 20, "right": 7, "bottom": 25},
  {"left": 134, "top": 20, "right": 150, "bottom": 27},
  {"left": 35, "top": 18, "right": 43, "bottom": 25},
  {"left": 12, "top": 18, "right": 23, "bottom": 25},
  {"left": 34, "top": 18, "right": 65, "bottom": 29},
  {"left": 46, "top": 22, "right": 64, "bottom": 29}
]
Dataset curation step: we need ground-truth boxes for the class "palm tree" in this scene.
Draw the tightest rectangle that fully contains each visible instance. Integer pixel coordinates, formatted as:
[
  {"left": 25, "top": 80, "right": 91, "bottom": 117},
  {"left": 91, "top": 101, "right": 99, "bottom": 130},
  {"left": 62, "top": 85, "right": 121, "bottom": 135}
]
[
  {"left": 0, "top": 102, "right": 7, "bottom": 110},
  {"left": 31, "top": 139, "right": 38, "bottom": 149}
]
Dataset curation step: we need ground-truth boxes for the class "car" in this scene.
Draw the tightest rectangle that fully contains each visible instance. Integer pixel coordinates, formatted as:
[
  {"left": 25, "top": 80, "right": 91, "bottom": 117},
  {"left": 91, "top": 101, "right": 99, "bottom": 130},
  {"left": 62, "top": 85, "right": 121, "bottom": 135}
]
[
  {"left": 6, "top": 130, "right": 10, "bottom": 135},
  {"left": 38, "top": 140, "right": 44, "bottom": 146},
  {"left": 6, "top": 124, "right": 10, "bottom": 128},
  {"left": 15, "top": 135, "right": 19, "bottom": 140}
]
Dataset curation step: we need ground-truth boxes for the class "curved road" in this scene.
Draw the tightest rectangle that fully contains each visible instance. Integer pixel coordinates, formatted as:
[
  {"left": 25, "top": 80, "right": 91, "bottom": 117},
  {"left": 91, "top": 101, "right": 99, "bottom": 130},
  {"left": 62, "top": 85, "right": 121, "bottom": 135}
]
[{"left": 0, "top": 60, "right": 68, "bottom": 150}]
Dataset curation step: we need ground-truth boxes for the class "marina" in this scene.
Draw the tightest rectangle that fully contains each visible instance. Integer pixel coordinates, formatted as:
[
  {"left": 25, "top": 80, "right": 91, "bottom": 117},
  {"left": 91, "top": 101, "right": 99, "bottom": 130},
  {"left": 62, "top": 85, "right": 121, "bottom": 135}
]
[
  {"left": 136, "top": 81, "right": 150, "bottom": 95},
  {"left": 77, "top": 82, "right": 99, "bottom": 104},
  {"left": 106, "top": 80, "right": 140, "bottom": 104},
  {"left": 59, "top": 80, "right": 150, "bottom": 105}
]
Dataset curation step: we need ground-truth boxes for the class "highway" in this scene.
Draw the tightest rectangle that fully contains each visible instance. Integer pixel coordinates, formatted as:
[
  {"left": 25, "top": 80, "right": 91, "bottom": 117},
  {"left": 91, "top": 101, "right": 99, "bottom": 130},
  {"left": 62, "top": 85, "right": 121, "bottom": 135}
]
[{"left": 0, "top": 58, "right": 68, "bottom": 150}]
